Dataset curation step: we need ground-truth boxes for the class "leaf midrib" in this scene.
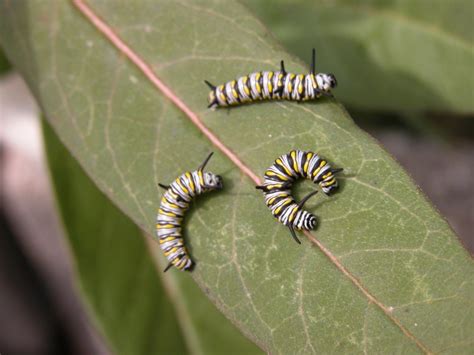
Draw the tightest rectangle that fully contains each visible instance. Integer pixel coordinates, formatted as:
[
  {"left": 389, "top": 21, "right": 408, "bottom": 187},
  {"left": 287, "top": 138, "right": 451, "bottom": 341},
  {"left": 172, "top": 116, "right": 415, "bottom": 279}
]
[{"left": 71, "top": 0, "right": 432, "bottom": 353}]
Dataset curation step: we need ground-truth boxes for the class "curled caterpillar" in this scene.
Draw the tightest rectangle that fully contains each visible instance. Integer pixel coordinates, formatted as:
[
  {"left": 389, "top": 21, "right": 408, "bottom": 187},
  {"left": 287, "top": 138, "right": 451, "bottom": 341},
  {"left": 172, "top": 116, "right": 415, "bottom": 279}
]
[
  {"left": 156, "top": 153, "right": 223, "bottom": 272},
  {"left": 205, "top": 49, "right": 337, "bottom": 109},
  {"left": 256, "top": 150, "right": 342, "bottom": 243}
]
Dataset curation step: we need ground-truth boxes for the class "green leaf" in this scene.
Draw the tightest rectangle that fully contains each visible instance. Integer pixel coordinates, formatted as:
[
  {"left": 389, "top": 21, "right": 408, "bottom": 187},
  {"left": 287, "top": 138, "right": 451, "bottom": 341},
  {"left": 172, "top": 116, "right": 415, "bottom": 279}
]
[
  {"left": 243, "top": 0, "right": 474, "bottom": 113},
  {"left": 2, "top": 1, "right": 472, "bottom": 353},
  {"left": 43, "top": 120, "right": 261, "bottom": 355},
  {"left": 0, "top": 48, "right": 11, "bottom": 75}
]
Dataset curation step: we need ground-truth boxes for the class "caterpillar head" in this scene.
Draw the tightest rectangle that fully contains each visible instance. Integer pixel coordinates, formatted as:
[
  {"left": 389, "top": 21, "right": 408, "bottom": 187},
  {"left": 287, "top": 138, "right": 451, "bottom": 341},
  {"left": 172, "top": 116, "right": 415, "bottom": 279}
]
[
  {"left": 204, "top": 172, "right": 223, "bottom": 190},
  {"left": 294, "top": 210, "right": 318, "bottom": 231},
  {"left": 306, "top": 214, "right": 317, "bottom": 230},
  {"left": 316, "top": 73, "right": 337, "bottom": 92}
]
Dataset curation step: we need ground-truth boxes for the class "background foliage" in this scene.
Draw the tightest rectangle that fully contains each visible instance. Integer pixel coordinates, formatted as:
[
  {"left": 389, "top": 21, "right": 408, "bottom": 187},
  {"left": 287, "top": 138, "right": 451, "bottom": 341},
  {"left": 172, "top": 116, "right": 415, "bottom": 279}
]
[{"left": 244, "top": 0, "right": 474, "bottom": 113}]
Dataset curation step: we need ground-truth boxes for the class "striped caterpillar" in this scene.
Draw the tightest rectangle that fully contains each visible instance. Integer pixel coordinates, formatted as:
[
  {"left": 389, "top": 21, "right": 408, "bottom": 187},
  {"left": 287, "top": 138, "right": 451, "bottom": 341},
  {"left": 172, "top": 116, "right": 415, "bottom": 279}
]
[
  {"left": 256, "top": 150, "right": 342, "bottom": 243},
  {"left": 156, "top": 153, "right": 223, "bottom": 271},
  {"left": 205, "top": 49, "right": 337, "bottom": 109}
]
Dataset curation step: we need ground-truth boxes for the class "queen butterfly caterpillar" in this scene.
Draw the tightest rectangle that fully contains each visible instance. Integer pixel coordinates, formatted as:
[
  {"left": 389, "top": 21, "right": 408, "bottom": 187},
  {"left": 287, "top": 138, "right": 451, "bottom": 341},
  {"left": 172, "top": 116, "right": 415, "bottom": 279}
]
[
  {"left": 156, "top": 153, "right": 223, "bottom": 272},
  {"left": 205, "top": 49, "right": 337, "bottom": 109},
  {"left": 256, "top": 150, "right": 343, "bottom": 244}
]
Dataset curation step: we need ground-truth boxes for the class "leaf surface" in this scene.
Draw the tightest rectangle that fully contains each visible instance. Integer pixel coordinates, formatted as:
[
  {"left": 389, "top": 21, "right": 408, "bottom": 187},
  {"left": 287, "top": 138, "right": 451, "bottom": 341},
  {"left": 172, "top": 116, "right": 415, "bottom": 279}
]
[
  {"left": 1, "top": 1, "right": 473, "bottom": 353},
  {"left": 43, "top": 121, "right": 261, "bottom": 355},
  {"left": 244, "top": 0, "right": 474, "bottom": 113}
]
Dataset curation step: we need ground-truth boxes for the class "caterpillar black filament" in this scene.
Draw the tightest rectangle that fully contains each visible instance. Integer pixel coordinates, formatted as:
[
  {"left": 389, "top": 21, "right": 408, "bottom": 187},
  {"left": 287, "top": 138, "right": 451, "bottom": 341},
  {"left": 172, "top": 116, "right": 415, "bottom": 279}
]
[
  {"left": 156, "top": 153, "right": 223, "bottom": 272},
  {"left": 205, "top": 49, "right": 337, "bottom": 109},
  {"left": 256, "top": 150, "right": 342, "bottom": 243}
]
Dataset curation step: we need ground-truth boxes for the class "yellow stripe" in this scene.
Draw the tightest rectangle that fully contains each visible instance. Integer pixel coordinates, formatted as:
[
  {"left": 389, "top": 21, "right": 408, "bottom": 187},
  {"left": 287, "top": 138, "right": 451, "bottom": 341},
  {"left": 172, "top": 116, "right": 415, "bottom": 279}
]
[
  {"left": 312, "top": 160, "right": 327, "bottom": 178},
  {"left": 322, "top": 178, "right": 336, "bottom": 187},
  {"left": 164, "top": 247, "right": 178, "bottom": 257},
  {"left": 267, "top": 184, "right": 282, "bottom": 190},
  {"left": 156, "top": 223, "right": 176, "bottom": 229},
  {"left": 177, "top": 179, "right": 189, "bottom": 194},
  {"left": 298, "top": 74, "right": 304, "bottom": 94},
  {"left": 265, "top": 170, "right": 289, "bottom": 181},
  {"left": 159, "top": 209, "right": 177, "bottom": 217},
  {"left": 243, "top": 76, "right": 250, "bottom": 95},
  {"left": 256, "top": 73, "right": 262, "bottom": 93},
  {"left": 176, "top": 258, "right": 187, "bottom": 269},
  {"left": 287, "top": 73, "right": 295, "bottom": 92},
  {"left": 303, "top": 154, "right": 312, "bottom": 174},
  {"left": 159, "top": 236, "right": 176, "bottom": 244},
  {"left": 290, "top": 151, "right": 299, "bottom": 173},
  {"left": 198, "top": 170, "right": 204, "bottom": 187},
  {"left": 288, "top": 205, "right": 298, "bottom": 222},
  {"left": 268, "top": 72, "right": 273, "bottom": 93},
  {"left": 231, "top": 80, "right": 239, "bottom": 98},
  {"left": 276, "top": 158, "right": 292, "bottom": 176},
  {"left": 274, "top": 199, "right": 291, "bottom": 215},
  {"left": 185, "top": 172, "right": 195, "bottom": 193}
]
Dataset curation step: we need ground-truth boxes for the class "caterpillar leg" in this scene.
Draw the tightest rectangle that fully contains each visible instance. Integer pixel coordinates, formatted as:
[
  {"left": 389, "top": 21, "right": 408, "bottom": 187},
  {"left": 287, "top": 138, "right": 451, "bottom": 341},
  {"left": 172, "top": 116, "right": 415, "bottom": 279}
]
[
  {"left": 288, "top": 225, "right": 301, "bottom": 244},
  {"left": 320, "top": 90, "right": 334, "bottom": 98}
]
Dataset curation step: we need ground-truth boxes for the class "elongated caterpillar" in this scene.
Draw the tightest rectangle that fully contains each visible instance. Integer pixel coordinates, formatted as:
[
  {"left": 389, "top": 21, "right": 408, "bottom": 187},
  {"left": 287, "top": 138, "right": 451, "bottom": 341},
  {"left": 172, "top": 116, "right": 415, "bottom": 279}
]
[
  {"left": 156, "top": 153, "right": 223, "bottom": 271},
  {"left": 256, "top": 150, "right": 342, "bottom": 243},
  {"left": 205, "top": 49, "right": 337, "bottom": 109}
]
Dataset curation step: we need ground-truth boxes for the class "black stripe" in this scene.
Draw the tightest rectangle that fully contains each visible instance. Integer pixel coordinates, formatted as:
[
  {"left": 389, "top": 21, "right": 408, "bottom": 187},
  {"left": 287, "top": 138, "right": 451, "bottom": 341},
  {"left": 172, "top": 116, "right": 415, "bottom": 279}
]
[
  {"left": 157, "top": 220, "right": 181, "bottom": 227},
  {"left": 286, "top": 152, "right": 294, "bottom": 172},
  {"left": 268, "top": 71, "right": 275, "bottom": 99},
  {"left": 245, "top": 74, "right": 253, "bottom": 102},
  {"left": 290, "top": 75, "right": 297, "bottom": 99},
  {"left": 300, "top": 152, "right": 308, "bottom": 177},
  {"left": 308, "top": 156, "right": 322, "bottom": 179},
  {"left": 272, "top": 160, "right": 290, "bottom": 178},
  {"left": 264, "top": 171, "right": 288, "bottom": 182},
  {"left": 231, "top": 80, "right": 241, "bottom": 104},
  {"left": 300, "top": 75, "right": 306, "bottom": 100}
]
